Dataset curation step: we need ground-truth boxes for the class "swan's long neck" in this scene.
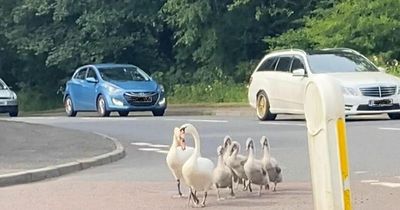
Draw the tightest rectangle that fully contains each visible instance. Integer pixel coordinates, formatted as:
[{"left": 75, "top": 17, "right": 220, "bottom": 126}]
[
  {"left": 263, "top": 146, "right": 270, "bottom": 160},
  {"left": 170, "top": 136, "right": 178, "bottom": 151},
  {"left": 248, "top": 147, "right": 255, "bottom": 160},
  {"left": 218, "top": 155, "right": 224, "bottom": 166},
  {"left": 192, "top": 129, "right": 201, "bottom": 156}
]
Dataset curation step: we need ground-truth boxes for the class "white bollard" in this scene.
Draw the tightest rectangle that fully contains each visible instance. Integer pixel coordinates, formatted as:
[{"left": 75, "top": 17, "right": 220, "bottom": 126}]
[{"left": 304, "top": 75, "right": 352, "bottom": 210}]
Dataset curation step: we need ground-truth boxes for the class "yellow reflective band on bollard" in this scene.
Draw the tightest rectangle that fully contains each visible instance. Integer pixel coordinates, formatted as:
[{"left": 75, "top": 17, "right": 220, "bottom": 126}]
[{"left": 337, "top": 118, "right": 352, "bottom": 210}]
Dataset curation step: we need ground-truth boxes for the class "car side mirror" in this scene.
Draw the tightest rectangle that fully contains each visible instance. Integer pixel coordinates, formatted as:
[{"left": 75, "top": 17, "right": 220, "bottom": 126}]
[
  {"left": 378, "top": 67, "right": 386, "bottom": 73},
  {"left": 86, "top": 77, "right": 98, "bottom": 83},
  {"left": 292, "top": 68, "right": 306, "bottom": 77}
]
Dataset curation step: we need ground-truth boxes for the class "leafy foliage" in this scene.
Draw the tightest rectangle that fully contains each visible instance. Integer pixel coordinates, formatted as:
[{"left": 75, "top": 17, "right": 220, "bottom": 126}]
[
  {"left": 0, "top": 0, "right": 399, "bottom": 110},
  {"left": 268, "top": 0, "right": 400, "bottom": 60}
]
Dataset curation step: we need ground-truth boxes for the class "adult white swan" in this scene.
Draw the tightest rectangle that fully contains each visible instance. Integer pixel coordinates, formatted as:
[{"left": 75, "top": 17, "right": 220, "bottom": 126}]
[
  {"left": 260, "top": 136, "right": 282, "bottom": 191},
  {"left": 166, "top": 127, "right": 194, "bottom": 197},
  {"left": 180, "top": 123, "right": 215, "bottom": 207}
]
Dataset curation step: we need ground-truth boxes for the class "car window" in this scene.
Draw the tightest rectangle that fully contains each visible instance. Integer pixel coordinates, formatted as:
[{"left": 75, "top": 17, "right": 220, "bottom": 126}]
[
  {"left": 291, "top": 57, "right": 305, "bottom": 72},
  {"left": 0, "top": 79, "right": 7, "bottom": 90},
  {"left": 74, "top": 69, "right": 87, "bottom": 80},
  {"left": 307, "top": 52, "right": 379, "bottom": 73},
  {"left": 275, "top": 56, "right": 292, "bottom": 72},
  {"left": 86, "top": 68, "right": 98, "bottom": 80},
  {"left": 98, "top": 66, "right": 150, "bottom": 82},
  {"left": 257, "top": 57, "right": 278, "bottom": 72}
]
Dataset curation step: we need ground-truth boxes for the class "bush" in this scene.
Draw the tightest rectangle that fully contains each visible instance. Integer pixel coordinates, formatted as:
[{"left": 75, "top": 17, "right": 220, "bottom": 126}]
[
  {"left": 17, "top": 88, "right": 63, "bottom": 112},
  {"left": 168, "top": 81, "right": 247, "bottom": 104}
]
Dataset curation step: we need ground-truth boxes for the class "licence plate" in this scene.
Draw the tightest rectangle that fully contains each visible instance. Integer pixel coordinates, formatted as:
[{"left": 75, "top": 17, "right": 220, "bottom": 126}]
[
  {"left": 368, "top": 99, "right": 393, "bottom": 107},
  {"left": 133, "top": 97, "right": 152, "bottom": 102}
]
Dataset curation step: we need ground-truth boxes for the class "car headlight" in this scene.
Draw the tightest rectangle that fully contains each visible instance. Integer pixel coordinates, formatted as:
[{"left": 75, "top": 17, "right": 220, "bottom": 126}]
[
  {"left": 11, "top": 91, "right": 17, "bottom": 100},
  {"left": 111, "top": 98, "right": 124, "bottom": 106},
  {"left": 159, "top": 84, "right": 165, "bottom": 93},
  {"left": 342, "top": 87, "right": 359, "bottom": 96}
]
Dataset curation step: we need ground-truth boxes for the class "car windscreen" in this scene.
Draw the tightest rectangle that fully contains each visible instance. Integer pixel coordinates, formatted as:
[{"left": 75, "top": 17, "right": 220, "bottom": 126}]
[
  {"left": 307, "top": 52, "right": 379, "bottom": 73},
  {"left": 0, "top": 80, "right": 7, "bottom": 90},
  {"left": 98, "top": 67, "right": 150, "bottom": 82}
]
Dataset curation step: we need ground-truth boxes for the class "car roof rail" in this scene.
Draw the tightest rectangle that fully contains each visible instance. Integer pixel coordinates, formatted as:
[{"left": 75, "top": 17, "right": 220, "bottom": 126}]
[
  {"left": 320, "top": 47, "right": 361, "bottom": 54},
  {"left": 266, "top": 48, "right": 307, "bottom": 55}
]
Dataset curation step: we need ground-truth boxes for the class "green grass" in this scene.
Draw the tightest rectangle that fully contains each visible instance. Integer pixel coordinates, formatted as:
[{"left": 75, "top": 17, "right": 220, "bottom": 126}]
[{"left": 168, "top": 82, "right": 248, "bottom": 104}]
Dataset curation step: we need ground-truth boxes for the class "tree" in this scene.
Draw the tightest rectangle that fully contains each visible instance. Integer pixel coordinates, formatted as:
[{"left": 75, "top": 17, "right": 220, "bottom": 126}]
[{"left": 268, "top": 0, "right": 400, "bottom": 60}]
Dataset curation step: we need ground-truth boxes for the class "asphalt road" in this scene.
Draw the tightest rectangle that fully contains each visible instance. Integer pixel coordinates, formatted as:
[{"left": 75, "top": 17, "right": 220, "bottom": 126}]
[{"left": 1, "top": 114, "right": 400, "bottom": 209}]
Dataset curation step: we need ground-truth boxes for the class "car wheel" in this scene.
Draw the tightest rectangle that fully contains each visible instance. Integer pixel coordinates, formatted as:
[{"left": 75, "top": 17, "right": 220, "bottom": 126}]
[
  {"left": 9, "top": 111, "right": 18, "bottom": 117},
  {"left": 388, "top": 113, "right": 400, "bottom": 120},
  {"left": 97, "top": 95, "right": 110, "bottom": 117},
  {"left": 118, "top": 111, "right": 129, "bottom": 117},
  {"left": 256, "top": 91, "right": 277, "bottom": 121},
  {"left": 65, "top": 96, "right": 77, "bottom": 117},
  {"left": 152, "top": 109, "right": 165, "bottom": 117}
]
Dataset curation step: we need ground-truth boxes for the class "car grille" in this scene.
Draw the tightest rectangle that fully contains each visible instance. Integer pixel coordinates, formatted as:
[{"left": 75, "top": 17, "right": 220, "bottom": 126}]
[
  {"left": 357, "top": 104, "right": 400, "bottom": 111},
  {"left": 123, "top": 92, "right": 159, "bottom": 106},
  {"left": 359, "top": 86, "right": 397, "bottom": 97}
]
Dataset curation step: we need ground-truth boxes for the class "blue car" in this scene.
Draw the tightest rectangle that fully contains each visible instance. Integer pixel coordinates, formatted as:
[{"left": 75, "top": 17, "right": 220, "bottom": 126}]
[{"left": 63, "top": 64, "right": 167, "bottom": 117}]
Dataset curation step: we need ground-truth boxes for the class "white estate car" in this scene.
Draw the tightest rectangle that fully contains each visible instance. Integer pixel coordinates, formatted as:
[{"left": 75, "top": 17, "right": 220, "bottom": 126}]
[{"left": 248, "top": 48, "right": 400, "bottom": 120}]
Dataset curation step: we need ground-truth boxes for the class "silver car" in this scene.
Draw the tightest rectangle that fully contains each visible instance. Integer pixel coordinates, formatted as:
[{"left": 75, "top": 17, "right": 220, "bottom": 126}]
[{"left": 0, "top": 79, "right": 18, "bottom": 117}]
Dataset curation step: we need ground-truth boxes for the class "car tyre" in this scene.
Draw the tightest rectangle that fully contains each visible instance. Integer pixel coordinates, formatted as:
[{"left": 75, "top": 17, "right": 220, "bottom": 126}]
[
  {"left": 256, "top": 91, "right": 276, "bottom": 121},
  {"left": 388, "top": 113, "right": 400, "bottom": 120},
  {"left": 97, "top": 95, "right": 111, "bottom": 117},
  {"left": 118, "top": 111, "right": 129, "bottom": 117},
  {"left": 9, "top": 111, "right": 18, "bottom": 117},
  {"left": 65, "top": 96, "right": 77, "bottom": 117},
  {"left": 152, "top": 109, "right": 165, "bottom": 117}
]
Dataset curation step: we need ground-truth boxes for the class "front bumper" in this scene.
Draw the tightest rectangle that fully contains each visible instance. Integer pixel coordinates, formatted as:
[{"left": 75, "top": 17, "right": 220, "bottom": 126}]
[
  {"left": 105, "top": 93, "right": 167, "bottom": 112},
  {"left": 0, "top": 105, "right": 18, "bottom": 113},
  {"left": 344, "top": 95, "right": 400, "bottom": 115}
]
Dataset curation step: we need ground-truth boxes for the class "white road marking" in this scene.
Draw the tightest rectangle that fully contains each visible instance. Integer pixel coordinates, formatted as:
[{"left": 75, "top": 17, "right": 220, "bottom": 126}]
[
  {"left": 361, "top": 180, "right": 379, "bottom": 183},
  {"left": 131, "top": 142, "right": 152, "bottom": 146},
  {"left": 370, "top": 182, "right": 400, "bottom": 188},
  {"left": 80, "top": 117, "right": 138, "bottom": 121},
  {"left": 147, "top": 144, "right": 169, "bottom": 148},
  {"left": 137, "top": 148, "right": 161, "bottom": 152},
  {"left": 379, "top": 127, "right": 400, "bottom": 131},
  {"left": 259, "top": 122, "right": 305, "bottom": 126},
  {"left": 164, "top": 118, "right": 228, "bottom": 123},
  {"left": 354, "top": 171, "right": 368, "bottom": 174},
  {"left": 155, "top": 150, "right": 169, "bottom": 154}
]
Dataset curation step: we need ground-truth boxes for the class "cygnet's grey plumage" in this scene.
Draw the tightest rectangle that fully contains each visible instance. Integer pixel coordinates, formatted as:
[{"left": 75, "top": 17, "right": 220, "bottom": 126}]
[
  {"left": 244, "top": 138, "right": 270, "bottom": 196},
  {"left": 260, "top": 136, "right": 282, "bottom": 191},
  {"left": 212, "top": 145, "right": 234, "bottom": 200}
]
